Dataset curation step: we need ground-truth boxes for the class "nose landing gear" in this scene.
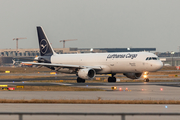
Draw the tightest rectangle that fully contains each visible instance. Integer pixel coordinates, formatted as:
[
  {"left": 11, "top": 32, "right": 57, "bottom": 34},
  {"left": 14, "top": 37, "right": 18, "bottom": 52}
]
[
  {"left": 143, "top": 72, "right": 149, "bottom": 82},
  {"left": 144, "top": 78, "right": 149, "bottom": 82}
]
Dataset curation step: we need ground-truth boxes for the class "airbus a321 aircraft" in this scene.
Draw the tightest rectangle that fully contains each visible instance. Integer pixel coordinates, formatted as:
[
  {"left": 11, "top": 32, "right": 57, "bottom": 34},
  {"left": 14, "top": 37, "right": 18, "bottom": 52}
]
[{"left": 23, "top": 26, "right": 163, "bottom": 83}]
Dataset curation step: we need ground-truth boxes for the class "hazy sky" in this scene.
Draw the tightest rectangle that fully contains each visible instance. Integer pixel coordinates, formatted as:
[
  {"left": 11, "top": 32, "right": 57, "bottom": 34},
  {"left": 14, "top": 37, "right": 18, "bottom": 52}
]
[{"left": 1, "top": 0, "right": 180, "bottom": 52}]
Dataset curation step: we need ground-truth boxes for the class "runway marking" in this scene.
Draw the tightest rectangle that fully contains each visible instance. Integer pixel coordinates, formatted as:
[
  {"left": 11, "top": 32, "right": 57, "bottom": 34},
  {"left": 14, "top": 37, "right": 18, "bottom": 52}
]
[{"left": 55, "top": 83, "right": 72, "bottom": 86}]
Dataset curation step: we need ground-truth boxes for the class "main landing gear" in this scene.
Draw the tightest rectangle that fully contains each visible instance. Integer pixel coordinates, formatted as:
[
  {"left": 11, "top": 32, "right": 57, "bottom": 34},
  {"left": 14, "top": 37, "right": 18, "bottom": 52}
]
[
  {"left": 108, "top": 74, "right": 116, "bottom": 82},
  {"left": 77, "top": 77, "right": 85, "bottom": 83}
]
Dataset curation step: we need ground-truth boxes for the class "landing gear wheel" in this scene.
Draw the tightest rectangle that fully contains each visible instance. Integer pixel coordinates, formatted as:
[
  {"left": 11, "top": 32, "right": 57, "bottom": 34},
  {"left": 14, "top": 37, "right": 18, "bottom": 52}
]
[
  {"left": 77, "top": 78, "right": 81, "bottom": 83},
  {"left": 81, "top": 79, "right": 85, "bottom": 83},
  {"left": 144, "top": 78, "right": 149, "bottom": 82},
  {"left": 108, "top": 77, "right": 111, "bottom": 82},
  {"left": 77, "top": 77, "right": 85, "bottom": 83},
  {"left": 113, "top": 77, "right": 116, "bottom": 82},
  {"left": 108, "top": 77, "right": 116, "bottom": 82}
]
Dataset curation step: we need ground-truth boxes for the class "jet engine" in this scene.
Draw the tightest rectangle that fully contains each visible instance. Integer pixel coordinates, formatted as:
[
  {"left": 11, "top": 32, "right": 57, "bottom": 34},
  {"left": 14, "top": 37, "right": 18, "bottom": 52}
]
[
  {"left": 123, "top": 73, "right": 142, "bottom": 79},
  {"left": 78, "top": 68, "right": 96, "bottom": 79}
]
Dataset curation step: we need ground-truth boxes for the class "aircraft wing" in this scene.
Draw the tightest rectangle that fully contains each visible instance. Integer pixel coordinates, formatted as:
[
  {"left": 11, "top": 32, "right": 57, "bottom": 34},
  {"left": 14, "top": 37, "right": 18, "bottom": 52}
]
[{"left": 21, "top": 62, "right": 102, "bottom": 70}]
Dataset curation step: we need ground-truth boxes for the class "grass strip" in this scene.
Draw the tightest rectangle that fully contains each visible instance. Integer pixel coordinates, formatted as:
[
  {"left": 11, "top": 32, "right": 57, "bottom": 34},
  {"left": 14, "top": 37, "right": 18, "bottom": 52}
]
[{"left": 0, "top": 99, "right": 180, "bottom": 104}]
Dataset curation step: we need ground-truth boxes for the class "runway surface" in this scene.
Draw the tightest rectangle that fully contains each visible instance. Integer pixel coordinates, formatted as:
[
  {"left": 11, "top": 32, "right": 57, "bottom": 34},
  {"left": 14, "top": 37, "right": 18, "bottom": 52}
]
[
  {"left": 0, "top": 73, "right": 180, "bottom": 120},
  {"left": 0, "top": 82, "right": 180, "bottom": 100},
  {"left": 0, "top": 104, "right": 179, "bottom": 120}
]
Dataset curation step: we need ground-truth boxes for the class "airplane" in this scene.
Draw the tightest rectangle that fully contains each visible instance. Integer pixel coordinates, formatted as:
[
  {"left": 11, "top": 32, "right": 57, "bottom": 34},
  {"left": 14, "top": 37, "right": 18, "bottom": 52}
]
[{"left": 22, "top": 26, "right": 163, "bottom": 83}]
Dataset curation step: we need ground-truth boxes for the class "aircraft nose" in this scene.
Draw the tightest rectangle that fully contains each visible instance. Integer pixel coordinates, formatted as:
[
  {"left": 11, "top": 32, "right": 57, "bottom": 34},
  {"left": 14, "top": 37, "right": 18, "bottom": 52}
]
[{"left": 156, "top": 61, "right": 163, "bottom": 70}]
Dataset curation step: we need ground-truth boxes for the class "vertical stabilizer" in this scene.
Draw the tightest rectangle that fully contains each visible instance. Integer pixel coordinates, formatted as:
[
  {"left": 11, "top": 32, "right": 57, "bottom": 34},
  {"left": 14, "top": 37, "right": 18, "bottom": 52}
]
[{"left": 37, "top": 26, "right": 56, "bottom": 56}]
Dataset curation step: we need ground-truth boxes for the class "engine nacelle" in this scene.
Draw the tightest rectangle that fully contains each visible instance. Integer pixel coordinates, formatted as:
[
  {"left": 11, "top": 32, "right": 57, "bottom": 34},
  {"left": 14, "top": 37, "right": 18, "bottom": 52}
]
[
  {"left": 78, "top": 68, "right": 96, "bottom": 79},
  {"left": 123, "top": 73, "right": 142, "bottom": 79}
]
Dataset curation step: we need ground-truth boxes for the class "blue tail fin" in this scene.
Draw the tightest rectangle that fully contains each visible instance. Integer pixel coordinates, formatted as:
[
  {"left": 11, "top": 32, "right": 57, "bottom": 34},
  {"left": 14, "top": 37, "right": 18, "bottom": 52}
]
[{"left": 37, "top": 26, "right": 56, "bottom": 56}]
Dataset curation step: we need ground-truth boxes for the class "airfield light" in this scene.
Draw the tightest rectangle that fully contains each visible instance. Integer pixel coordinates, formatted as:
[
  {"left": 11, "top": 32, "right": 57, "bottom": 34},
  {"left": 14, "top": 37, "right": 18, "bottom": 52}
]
[
  {"left": 8, "top": 88, "right": 15, "bottom": 91},
  {"left": 119, "top": 87, "right": 122, "bottom": 91},
  {"left": 90, "top": 48, "right": 93, "bottom": 52},
  {"left": 111, "top": 86, "right": 117, "bottom": 90},
  {"left": 126, "top": 88, "right": 128, "bottom": 90},
  {"left": 144, "top": 72, "right": 148, "bottom": 75},
  {"left": 143, "top": 75, "right": 148, "bottom": 78},
  {"left": 171, "top": 51, "right": 175, "bottom": 55},
  {"left": 160, "top": 88, "right": 163, "bottom": 91},
  {"left": 142, "top": 89, "right": 144, "bottom": 91}
]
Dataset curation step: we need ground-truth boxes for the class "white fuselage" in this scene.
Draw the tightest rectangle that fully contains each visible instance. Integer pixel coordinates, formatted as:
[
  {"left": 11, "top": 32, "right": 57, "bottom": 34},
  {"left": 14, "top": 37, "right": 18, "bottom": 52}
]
[{"left": 51, "top": 52, "right": 163, "bottom": 74}]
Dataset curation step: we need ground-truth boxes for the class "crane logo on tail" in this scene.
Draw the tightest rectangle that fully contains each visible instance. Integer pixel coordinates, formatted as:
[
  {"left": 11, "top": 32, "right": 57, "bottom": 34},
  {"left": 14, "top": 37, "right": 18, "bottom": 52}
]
[{"left": 40, "top": 39, "right": 48, "bottom": 54}]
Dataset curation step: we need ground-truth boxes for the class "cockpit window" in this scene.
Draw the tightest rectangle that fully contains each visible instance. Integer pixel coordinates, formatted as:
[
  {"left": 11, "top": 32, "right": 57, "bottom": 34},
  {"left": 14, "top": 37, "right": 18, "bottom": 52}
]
[{"left": 146, "top": 57, "right": 158, "bottom": 60}]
